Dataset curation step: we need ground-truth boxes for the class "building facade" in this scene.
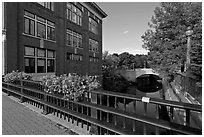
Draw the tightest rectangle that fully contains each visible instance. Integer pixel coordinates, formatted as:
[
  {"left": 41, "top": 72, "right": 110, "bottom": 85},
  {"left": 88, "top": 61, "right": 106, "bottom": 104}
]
[{"left": 2, "top": 2, "right": 107, "bottom": 79}]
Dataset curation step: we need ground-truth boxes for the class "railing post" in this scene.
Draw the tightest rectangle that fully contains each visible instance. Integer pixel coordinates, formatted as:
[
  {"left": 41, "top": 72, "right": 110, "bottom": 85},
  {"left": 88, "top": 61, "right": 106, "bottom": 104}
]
[
  {"left": 41, "top": 94, "right": 48, "bottom": 115},
  {"left": 89, "top": 91, "right": 99, "bottom": 135},
  {"left": 19, "top": 79, "right": 24, "bottom": 103},
  {"left": 185, "top": 109, "right": 190, "bottom": 126},
  {"left": 6, "top": 82, "right": 10, "bottom": 96}
]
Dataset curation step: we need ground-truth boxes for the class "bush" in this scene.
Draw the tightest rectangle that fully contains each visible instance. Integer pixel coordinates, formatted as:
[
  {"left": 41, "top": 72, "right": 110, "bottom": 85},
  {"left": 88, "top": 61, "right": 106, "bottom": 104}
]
[
  {"left": 40, "top": 73, "right": 101, "bottom": 101},
  {"left": 4, "top": 70, "right": 32, "bottom": 83}
]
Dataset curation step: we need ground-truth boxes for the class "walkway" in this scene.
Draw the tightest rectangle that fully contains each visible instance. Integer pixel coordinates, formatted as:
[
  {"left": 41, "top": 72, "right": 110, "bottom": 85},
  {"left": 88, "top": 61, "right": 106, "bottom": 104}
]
[{"left": 2, "top": 93, "right": 77, "bottom": 135}]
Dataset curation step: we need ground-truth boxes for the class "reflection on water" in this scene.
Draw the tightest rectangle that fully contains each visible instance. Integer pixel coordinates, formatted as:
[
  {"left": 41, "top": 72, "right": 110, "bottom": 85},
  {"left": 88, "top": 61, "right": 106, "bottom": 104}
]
[{"left": 113, "top": 76, "right": 169, "bottom": 134}]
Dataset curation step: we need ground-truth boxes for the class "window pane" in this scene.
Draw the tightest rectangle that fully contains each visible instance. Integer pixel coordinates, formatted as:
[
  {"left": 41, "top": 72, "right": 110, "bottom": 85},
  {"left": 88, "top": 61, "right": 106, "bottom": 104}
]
[
  {"left": 72, "top": 13, "right": 77, "bottom": 23},
  {"left": 25, "top": 46, "right": 35, "bottom": 56},
  {"left": 67, "top": 33, "right": 72, "bottom": 45},
  {"left": 79, "top": 17, "right": 82, "bottom": 26},
  {"left": 37, "top": 23, "right": 46, "bottom": 38},
  {"left": 47, "top": 26, "right": 55, "bottom": 41},
  {"left": 37, "top": 16, "right": 46, "bottom": 23},
  {"left": 51, "top": 2, "right": 54, "bottom": 11},
  {"left": 24, "top": 18, "right": 29, "bottom": 34},
  {"left": 67, "top": 53, "right": 72, "bottom": 60},
  {"left": 67, "top": 3, "right": 71, "bottom": 9},
  {"left": 38, "top": 2, "right": 45, "bottom": 7},
  {"left": 37, "top": 49, "right": 45, "bottom": 57},
  {"left": 78, "top": 37, "right": 82, "bottom": 48},
  {"left": 47, "top": 20, "right": 54, "bottom": 26},
  {"left": 47, "top": 59, "right": 54, "bottom": 72},
  {"left": 46, "top": 2, "right": 50, "bottom": 9},
  {"left": 73, "top": 35, "right": 77, "bottom": 47},
  {"left": 72, "top": 5, "right": 77, "bottom": 12},
  {"left": 77, "top": 8, "right": 81, "bottom": 16},
  {"left": 47, "top": 50, "right": 54, "bottom": 58},
  {"left": 37, "top": 59, "right": 46, "bottom": 73},
  {"left": 30, "top": 20, "right": 35, "bottom": 35},
  {"left": 25, "top": 58, "right": 35, "bottom": 73},
  {"left": 24, "top": 11, "right": 35, "bottom": 18}
]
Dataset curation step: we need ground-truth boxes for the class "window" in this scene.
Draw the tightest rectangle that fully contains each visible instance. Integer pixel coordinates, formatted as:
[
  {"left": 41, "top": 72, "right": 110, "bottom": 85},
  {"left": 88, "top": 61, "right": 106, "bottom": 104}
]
[
  {"left": 24, "top": 12, "right": 35, "bottom": 36},
  {"left": 67, "top": 52, "right": 83, "bottom": 61},
  {"left": 89, "top": 39, "right": 99, "bottom": 52},
  {"left": 78, "top": 34, "right": 82, "bottom": 48},
  {"left": 24, "top": 46, "right": 55, "bottom": 73},
  {"left": 47, "top": 59, "right": 54, "bottom": 72},
  {"left": 67, "top": 3, "right": 82, "bottom": 26},
  {"left": 37, "top": 2, "right": 54, "bottom": 11},
  {"left": 66, "top": 29, "right": 83, "bottom": 48},
  {"left": 37, "top": 59, "right": 46, "bottom": 73},
  {"left": 23, "top": 11, "right": 55, "bottom": 41},
  {"left": 47, "top": 21, "right": 55, "bottom": 41},
  {"left": 25, "top": 58, "right": 35, "bottom": 73},
  {"left": 89, "top": 17, "right": 98, "bottom": 34},
  {"left": 47, "top": 50, "right": 55, "bottom": 72}
]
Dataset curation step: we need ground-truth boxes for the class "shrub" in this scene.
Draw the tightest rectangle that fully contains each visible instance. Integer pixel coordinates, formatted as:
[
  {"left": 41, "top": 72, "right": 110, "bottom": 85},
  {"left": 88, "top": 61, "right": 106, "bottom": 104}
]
[
  {"left": 103, "top": 71, "right": 130, "bottom": 93},
  {"left": 4, "top": 70, "right": 32, "bottom": 83},
  {"left": 40, "top": 73, "right": 101, "bottom": 101}
]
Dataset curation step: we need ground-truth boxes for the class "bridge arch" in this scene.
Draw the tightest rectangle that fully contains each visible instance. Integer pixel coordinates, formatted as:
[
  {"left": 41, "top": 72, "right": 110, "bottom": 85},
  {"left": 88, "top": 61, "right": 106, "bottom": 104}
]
[{"left": 135, "top": 68, "right": 160, "bottom": 78}]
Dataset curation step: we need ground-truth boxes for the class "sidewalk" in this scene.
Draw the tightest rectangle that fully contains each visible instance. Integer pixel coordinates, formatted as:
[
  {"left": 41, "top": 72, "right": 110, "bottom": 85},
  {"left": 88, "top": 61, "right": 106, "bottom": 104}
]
[{"left": 2, "top": 93, "right": 77, "bottom": 135}]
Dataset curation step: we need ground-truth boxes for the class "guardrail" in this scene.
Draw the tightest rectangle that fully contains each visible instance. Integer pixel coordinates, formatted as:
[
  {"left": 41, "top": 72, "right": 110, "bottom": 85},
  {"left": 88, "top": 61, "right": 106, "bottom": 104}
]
[{"left": 2, "top": 79, "right": 202, "bottom": 135}]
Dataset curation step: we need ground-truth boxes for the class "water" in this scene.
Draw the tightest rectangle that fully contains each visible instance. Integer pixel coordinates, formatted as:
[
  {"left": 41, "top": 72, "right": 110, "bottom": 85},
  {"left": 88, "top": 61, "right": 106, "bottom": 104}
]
[{"left": 113, "top": 75, "right": 169, "bottom": 134}]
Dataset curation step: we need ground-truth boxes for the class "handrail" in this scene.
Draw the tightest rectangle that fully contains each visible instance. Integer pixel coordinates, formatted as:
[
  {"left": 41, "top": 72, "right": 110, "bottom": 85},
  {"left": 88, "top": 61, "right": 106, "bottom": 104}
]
[
  {"left": 2, "top": 80, "right": 202, "bottom": 135},
  {"left": 88, "top": 89, "right": 202, "bottom": 112},
  {"left": 6, "top": 80, "right": 202, "bottom": 112}
]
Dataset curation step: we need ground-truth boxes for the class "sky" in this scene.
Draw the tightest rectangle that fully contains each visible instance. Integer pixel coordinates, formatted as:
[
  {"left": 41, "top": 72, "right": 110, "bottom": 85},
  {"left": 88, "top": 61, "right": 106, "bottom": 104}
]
[{"left": 97, "top": 2, "right": 160, "bottom": 55}]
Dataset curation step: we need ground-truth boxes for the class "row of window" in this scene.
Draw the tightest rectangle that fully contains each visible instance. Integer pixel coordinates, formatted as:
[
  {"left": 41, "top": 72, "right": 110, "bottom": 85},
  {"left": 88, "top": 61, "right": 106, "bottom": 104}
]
[
  {"left": 66, "top": 29, "right": 82, "bottom": 48},
  {"left": 37, "top": 2, "right": 99, "bottom": 34},
  {"left": 67, "top": 52, "right": 83, "bottom": 61},
  {"left": 66, "top": 3, "right": 99, "bottom": 35},
  {"left": 89, "top": 39, "right": 99, "bottom": 52},
  {"left": 66, "top": 52, "right": 99, "bottom": 63},
  {"left": 89, "top": 56, "right": 99, "bottom": 62},
  {"left": 24, "top": 46, "right": 55, "bottom": 73},
  {"left": 37, "top": 2, "right": 54, "bottom": 11},
  {"left": 24, "top": 11, "right": 55, "bottom": 41}
]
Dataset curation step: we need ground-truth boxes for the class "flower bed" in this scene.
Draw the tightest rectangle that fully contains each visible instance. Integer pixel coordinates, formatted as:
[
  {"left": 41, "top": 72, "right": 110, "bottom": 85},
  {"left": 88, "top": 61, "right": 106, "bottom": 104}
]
[
  {"left": 3, "top": 70, "right": 33, "bottom": 83},
  {"left": 40, "top": 73, "right": 101, "bottom": 101},
  {"left": 3, "top": 71, "right": 101, "bottom": 102}
]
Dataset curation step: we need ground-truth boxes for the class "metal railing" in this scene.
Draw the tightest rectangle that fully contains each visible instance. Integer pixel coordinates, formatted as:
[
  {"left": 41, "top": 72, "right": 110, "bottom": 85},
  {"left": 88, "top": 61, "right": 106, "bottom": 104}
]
[{"left": 2, "top": 79, "right": 202, "bottom": 135}]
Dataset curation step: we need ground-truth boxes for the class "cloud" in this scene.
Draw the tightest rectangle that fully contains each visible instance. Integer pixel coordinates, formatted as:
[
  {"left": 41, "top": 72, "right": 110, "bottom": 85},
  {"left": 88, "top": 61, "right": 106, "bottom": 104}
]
[{"left": 123, "top": 30, "right": 129, "bottom": 34}]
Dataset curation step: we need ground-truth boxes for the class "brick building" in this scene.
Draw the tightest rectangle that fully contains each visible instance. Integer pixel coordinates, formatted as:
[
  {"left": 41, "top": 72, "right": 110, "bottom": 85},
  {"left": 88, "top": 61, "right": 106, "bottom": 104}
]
[{"left": 2, "top": 2, "right": 107, "bottom": 80}]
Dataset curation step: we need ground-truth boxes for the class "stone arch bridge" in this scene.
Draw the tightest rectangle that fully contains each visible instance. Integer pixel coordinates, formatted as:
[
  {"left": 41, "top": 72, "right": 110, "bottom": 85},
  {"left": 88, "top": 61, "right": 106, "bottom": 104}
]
[{"left": 116, "top": 68, "right": 160, "bottom": 82}]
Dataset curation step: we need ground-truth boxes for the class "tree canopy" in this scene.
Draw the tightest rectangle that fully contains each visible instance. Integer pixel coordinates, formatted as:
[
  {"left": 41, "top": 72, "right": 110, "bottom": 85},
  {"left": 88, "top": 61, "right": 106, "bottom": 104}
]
[
  {"left": 102, "top": 51, "right": 149, "bottom": 71},
  {"left": 141, "top": 2, "right": 202, "bottom": 79}
]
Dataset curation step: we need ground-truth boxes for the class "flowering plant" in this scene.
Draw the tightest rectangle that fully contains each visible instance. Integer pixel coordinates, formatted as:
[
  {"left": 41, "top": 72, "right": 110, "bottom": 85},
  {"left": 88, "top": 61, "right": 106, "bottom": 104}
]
[
  {"left": 41, "top": 73, "right": 101, "bottom": 101},
  {"left": 4, "top": 70, "right": 33, "bottom": 83}
]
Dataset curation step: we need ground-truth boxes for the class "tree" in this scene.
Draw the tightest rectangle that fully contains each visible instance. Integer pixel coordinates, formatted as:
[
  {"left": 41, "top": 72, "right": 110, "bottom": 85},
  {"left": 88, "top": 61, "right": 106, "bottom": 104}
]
[
  {"left": 102, "top": 51, "right": 120, "bottom": 72},
  {"left": 141, "top": 2, "right": 202, "bottom": 78}
]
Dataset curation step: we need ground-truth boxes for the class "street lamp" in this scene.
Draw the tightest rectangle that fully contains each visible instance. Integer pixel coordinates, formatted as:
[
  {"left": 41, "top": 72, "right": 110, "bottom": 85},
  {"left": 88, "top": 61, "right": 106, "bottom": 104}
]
[{"left": 185, "top": 26, "right": 193, "bottom": 72}]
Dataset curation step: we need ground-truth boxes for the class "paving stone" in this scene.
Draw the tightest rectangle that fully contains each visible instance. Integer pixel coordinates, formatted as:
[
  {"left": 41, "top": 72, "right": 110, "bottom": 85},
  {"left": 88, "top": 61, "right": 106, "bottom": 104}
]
[{"left": 2, "top": 94, "right": 77, "bottom": 135}]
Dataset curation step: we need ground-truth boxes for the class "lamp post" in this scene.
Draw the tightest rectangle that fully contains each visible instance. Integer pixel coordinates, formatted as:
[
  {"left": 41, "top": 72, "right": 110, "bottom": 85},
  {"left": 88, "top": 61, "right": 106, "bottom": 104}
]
[
  {"left": 183, "top": 27, "right": 193, "bottom": 97},
  {"left": 185, "top": 26, "right": 193, "bottom": 72}
]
